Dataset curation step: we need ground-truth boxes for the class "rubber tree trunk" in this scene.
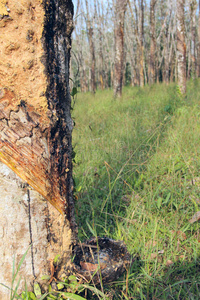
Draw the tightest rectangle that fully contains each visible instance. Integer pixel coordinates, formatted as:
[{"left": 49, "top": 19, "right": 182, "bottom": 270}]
[
  {"left": 149, "top": 0, "right": 157, "bottom": 85},
  {"left": 113, "top": 0, "right": 127, "bottom": 98},
  {"left": 197, "top": 0, "right": 200, "bottom": 77},
  {"left": 96, "top": 0, "right": 105, "bottom": 90},
  {"left": 0, "top": 0, "right": 77, "bottom": 298},
  {"left": 190, "top": 0, "right": 197, "bottom": 78},
  {"left": 139, "top": 0, "right": 144, "bottom": 87},
  {"left": 177, "top": 0, "right": 187, "bottom": 94},
  {"left": 85, "top": 0, "right": 96, "bottom": 93}
]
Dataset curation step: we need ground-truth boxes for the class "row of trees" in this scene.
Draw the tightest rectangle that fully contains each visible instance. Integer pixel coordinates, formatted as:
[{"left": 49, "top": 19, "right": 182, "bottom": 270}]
[{"left": 72, "top": 0, "right": 200, "bottom": 96}]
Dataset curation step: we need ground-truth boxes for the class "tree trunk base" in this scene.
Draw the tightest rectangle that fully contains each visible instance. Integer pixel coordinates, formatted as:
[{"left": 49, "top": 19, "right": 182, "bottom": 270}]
[{"left": 0, "top": 162, "right": 73, "bottom": 299}]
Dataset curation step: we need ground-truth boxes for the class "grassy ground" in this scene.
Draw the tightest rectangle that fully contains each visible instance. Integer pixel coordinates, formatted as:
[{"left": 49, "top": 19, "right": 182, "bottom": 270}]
[{"left": 72, "top": 79, "right": 200, "bottom": 299}]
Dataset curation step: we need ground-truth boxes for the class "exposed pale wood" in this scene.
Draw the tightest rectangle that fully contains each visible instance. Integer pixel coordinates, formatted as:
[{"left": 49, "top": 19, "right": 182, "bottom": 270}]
[{"left": 0, "top": 163, "right": 72, "bottom": 299}]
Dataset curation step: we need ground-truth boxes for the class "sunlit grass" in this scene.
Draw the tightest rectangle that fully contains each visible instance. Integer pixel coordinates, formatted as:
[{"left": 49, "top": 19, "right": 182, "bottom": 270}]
[{"left": 72, "top": 79, "right": 200, "bottom": 299}]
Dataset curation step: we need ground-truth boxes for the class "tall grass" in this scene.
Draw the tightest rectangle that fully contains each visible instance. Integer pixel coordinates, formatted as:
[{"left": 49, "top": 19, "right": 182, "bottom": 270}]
[{"left": 72, "top": 79, "right": 200, "bottom": 299}]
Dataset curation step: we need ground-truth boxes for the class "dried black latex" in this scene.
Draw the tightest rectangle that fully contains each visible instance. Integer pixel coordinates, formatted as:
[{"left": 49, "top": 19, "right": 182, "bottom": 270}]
[{"left": 72, "top": 237, "right": 131, "bottom": 285}]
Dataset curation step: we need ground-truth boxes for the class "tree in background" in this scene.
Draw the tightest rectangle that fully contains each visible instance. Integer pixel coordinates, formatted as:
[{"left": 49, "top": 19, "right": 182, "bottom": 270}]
[
  {"left": 85, "top": 0, "right": 96, "bottom": 93},
  {"left": 138, "top": 0, "right": 144, "bottom": 86},
  {"left": 71, "top": 0, "right": 200, "bottom": 94},
  {"left": 177, "top": 0, "right": 187, "bottom": 94},
  {"left": 73, "top": 0, "right": 88, "bottom": 92},
  {"left": 113, "top": 0, "right": 128, "bottom": 97},
  {"left": 190, "top": 0, "right": 197, "bottom": 78},
  {"left": 149, "top": 0, "right": 157, "bottom": 84},
  {"left": 198, "top": 0, "right": 200, "bottom": 77},
  {"left": 96, "top": 0, "right": 105, "bottom": 89}
]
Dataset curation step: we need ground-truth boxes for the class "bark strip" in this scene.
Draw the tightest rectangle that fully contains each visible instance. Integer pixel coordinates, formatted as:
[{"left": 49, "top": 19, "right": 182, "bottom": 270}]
[{"left": 42, "top": 0, "right": 76, "bottom": 231}]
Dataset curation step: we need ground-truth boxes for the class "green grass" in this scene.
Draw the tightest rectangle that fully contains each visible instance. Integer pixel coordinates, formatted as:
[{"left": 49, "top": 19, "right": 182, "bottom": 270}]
[{"left": 72, "top": 79, "right": 200, "bottom": 299}]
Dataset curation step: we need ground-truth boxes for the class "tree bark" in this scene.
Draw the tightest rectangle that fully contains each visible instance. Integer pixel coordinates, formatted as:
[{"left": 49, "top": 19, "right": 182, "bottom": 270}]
[
  {"left": 190, "top": 0, "right": 197, "bottom": 78},
  {"left": 85, "top": 0, "right": 96, "bottom": 93},
  {"left": 149, "top": 0, "right": 157, "bottom": 85},
  {"left": 96, "top": 0, "right": 105, "bottom": 90},
  {"left": 163, "top": 9, "right": 173, "bottom": 85},
  {"left": 197, "top": 0, "right": 200, "bottom": 77},
  {"left": 113, "top": 0, "right": 128, "bottom": 97},
  {"left": 139, "top": 0, "right": 144, "bottom": 87},
  {"left": 0, "top": 0, "right": 76, "bottom": 298},
  {"left": 127, "top": 0, "right": 140, "bottom": 86},
  {"left": 74, "top": 29, "right": 88, "bottom": 92},
  {"left": 177, "top": 0, "right": 187, "bottom": 94}
]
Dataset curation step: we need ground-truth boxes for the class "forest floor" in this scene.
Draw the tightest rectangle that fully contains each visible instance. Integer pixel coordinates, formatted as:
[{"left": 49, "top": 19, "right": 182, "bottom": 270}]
[{"left": 72, "top": 79, "right": 200, "bottom": 299}]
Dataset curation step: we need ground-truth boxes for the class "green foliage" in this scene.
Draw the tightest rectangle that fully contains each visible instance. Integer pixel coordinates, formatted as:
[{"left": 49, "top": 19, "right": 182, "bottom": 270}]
[
  {"left": 124, "top": 62, "right": 132, "bottom": 86},
  {"left": 71, "top": 87, "right": 78, "bottom": 98},
  {"left": 72, "top": 80, "right": 200, "bottom": 298}
]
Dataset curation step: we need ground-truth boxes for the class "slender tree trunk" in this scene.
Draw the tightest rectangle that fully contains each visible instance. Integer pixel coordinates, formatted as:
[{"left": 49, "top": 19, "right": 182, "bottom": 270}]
[
  {"left": 133, "top": 0, "right": 141, "bottom": 85},
  {"left": 99, "top": 33, "right": 105, "bottom": 90},
  {"left": 177, "top": 0, "right": 187, "bottom": 94},
  {"left": 163, "top": 13, "right": 172, "bottom": 85},
  {"left": 124, "top": 14, "right": 137, "bottom": 86},
  {"left": 85, "top": 0, "right": 96, "bottom": 93},
  {"left": 96, "top": 0, "right": 105, "bottom": 90},
  {"left": 0, "top": 0, "right": 76, "bottom": 298},
  {"left": 197, "top": 0, "right": 200, "bottom": 76},
  {"left": 139, "top": 0, "right": 144, "bottom": 87},
  {"left": 149, "top": 0, "right": 157, "bottom": 85},
  {"left": 113, "top": 0, "right": 128, "bottom": 97},
  {"left": 77, "top": 42, "right": 88, "bottom": 92},
  {"left": 73, "top": 9, "right": 89, "bottom": 92},
  {"left": 170, "top": 11, "right": 177, "bottom": 82},
  {"left": 170, "top": 50, "right": 176, "bottom": 82},
  {"left": 79, "top": 55, "right": 88, "bottom": 92},
  {"left": 88, "top": 27, "right": 96, "bottom": 93},
  {"left": 187, "top": 42, "right": 191, "bottom": 79},
  {"left": 127, "top": 0, "right": 140, "bottom": 86},
  {"left": 190, "top": 0, "right": 197, "bottom": 78}
]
